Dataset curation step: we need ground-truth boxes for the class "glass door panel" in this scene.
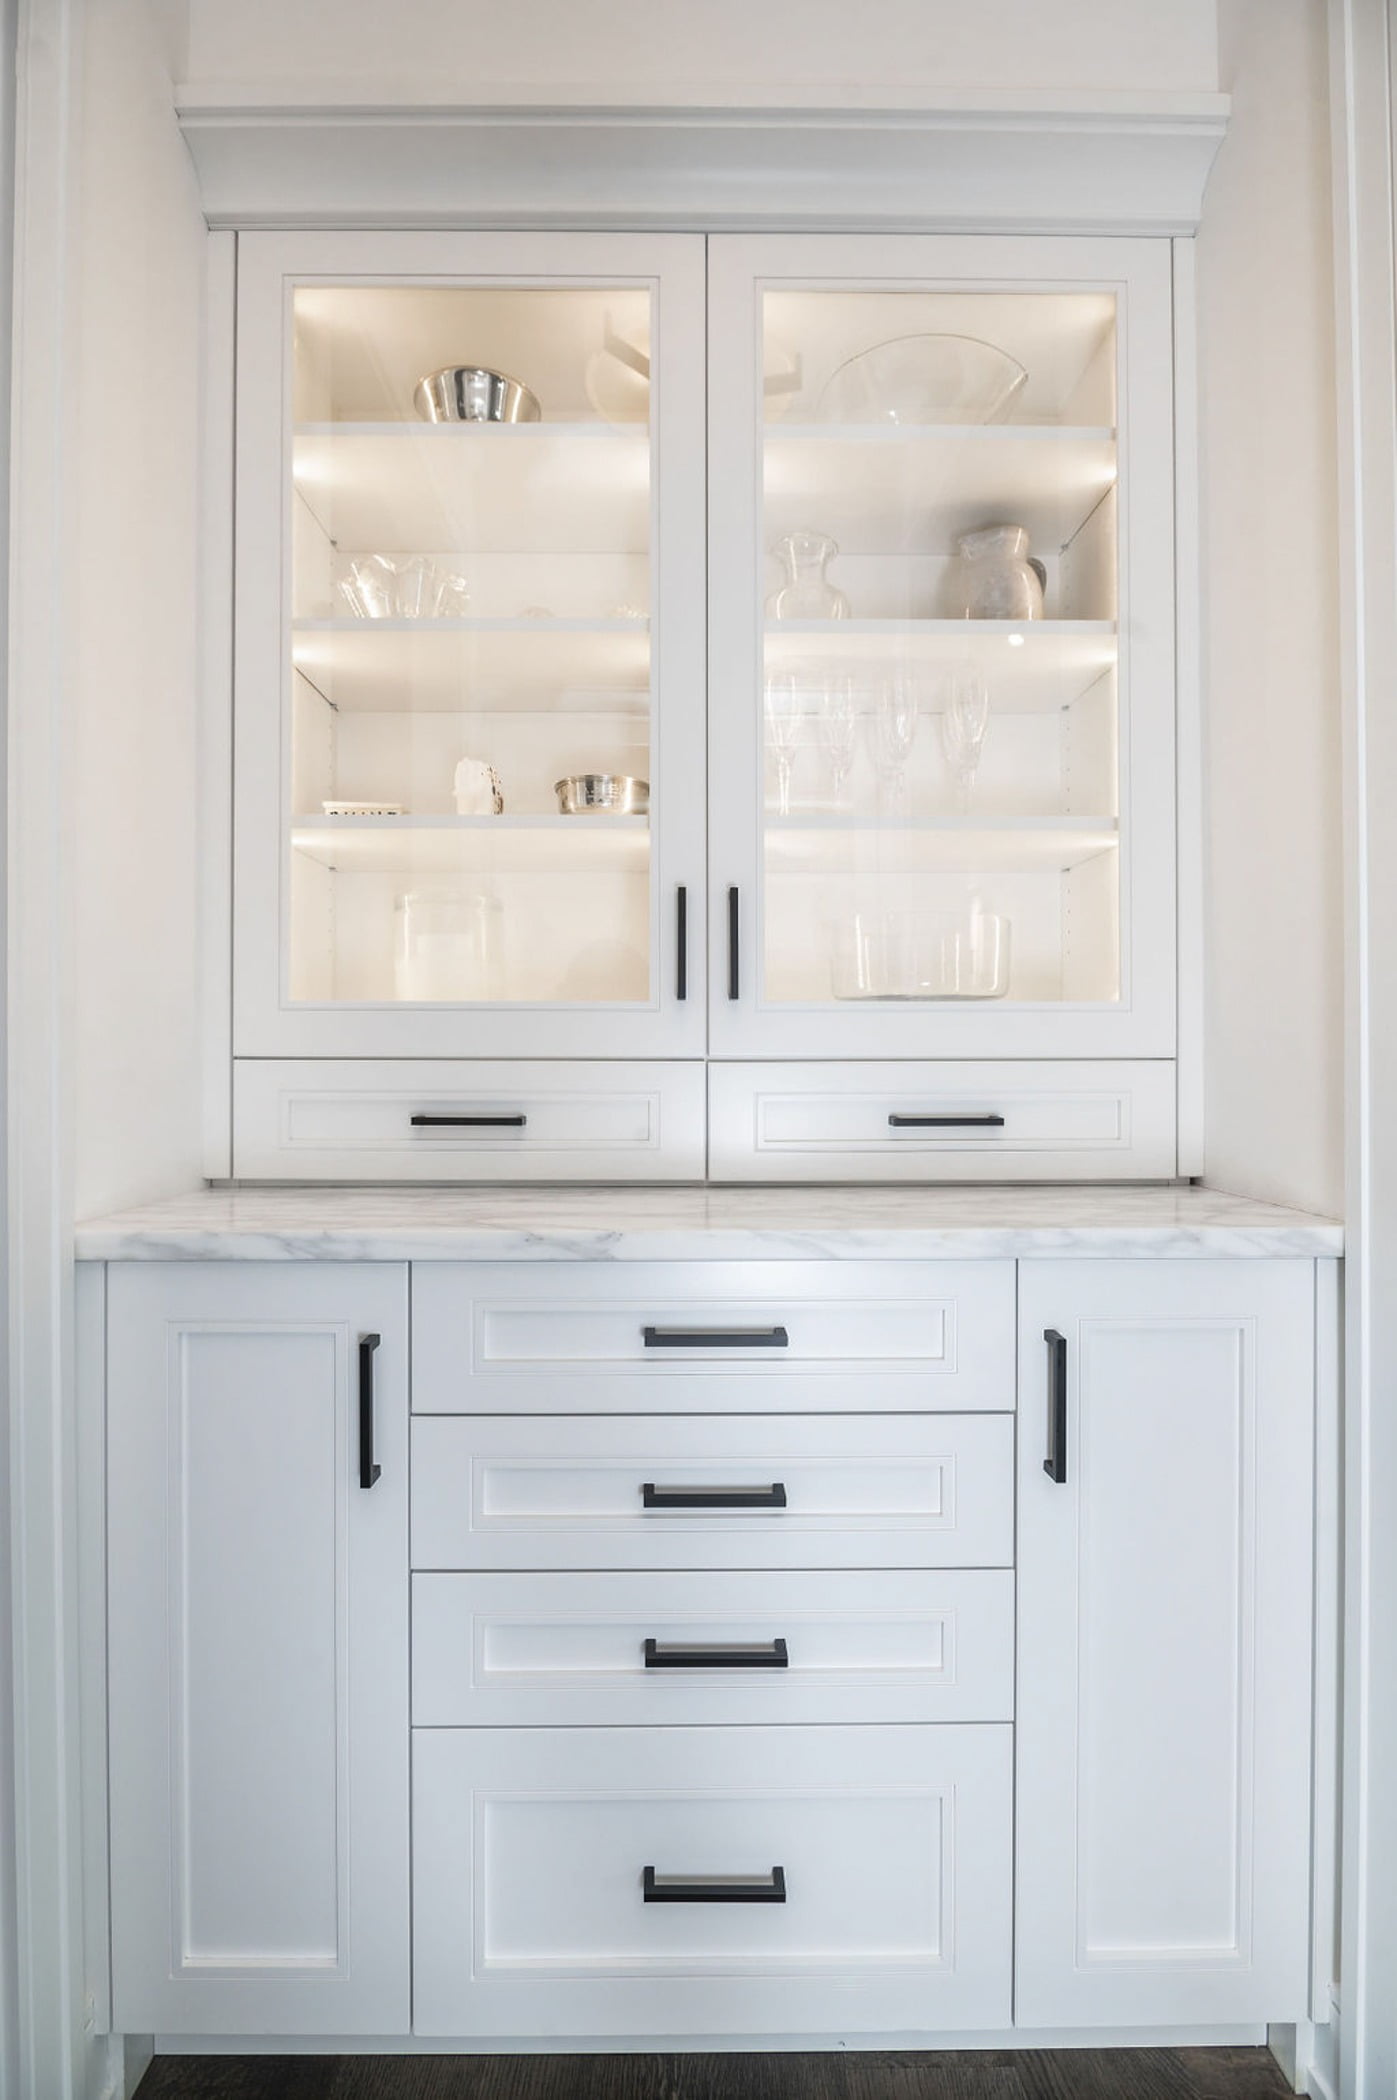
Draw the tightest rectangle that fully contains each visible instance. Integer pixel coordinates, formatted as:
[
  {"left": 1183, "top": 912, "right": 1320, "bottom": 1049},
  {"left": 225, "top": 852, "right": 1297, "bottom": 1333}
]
[
  {"left": 236, "top": 234, "right": 705, "bottom": 1061},
  {"left": 290, "top": 283, "right": 653, "bottom": 1009},
  {"left": 708, "top": 235, "right": 1174, "bottom": 1061}
]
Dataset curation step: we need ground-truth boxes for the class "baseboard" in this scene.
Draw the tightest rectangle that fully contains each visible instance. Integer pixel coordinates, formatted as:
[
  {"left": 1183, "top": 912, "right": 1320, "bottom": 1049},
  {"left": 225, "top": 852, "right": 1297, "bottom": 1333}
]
[{"left": 151, "top": 2024, "right": 1270, "bottom": 2056}]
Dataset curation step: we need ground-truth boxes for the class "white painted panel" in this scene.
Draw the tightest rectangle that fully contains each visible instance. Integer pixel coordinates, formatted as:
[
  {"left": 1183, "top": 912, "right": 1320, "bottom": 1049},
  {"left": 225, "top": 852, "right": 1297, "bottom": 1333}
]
[
  {"left": 233, "top": 1058, "right": 706, "bottom": 1181},
  {"left": 411, "top": 1260, "right": 1015, "bottom": 1414},
  {"left": 411, "top": 1725, "right": 1012, "bottom": 2036},
  {"left": 107, "top": 1264, "right": 410, "bottom": 2035},
  {"left": 411, "top": 1413, "right": 1013, "bottom": 1571},
  {"left": 709, "top": 1060, "right": 1176, "bottom": 1181},
  {"left": 1015, "top": 1260, "right": 1315, "bottom": 2027},
  {"left": 411, "top": 1568, "right": 1014, "bottom": 1725}
]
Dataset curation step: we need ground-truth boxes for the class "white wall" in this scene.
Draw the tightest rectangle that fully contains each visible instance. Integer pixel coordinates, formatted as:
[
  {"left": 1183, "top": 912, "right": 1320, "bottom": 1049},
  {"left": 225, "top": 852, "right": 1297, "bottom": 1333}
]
[
  {"left": 70, "top": 0, "right": 207, "bottom": 1218},
  {"left": 1196, "top": 0, "right": 1344, "bottom": 1214},
  {"left": 182, "top": 0, "right": 1219, "bottom": 99}
]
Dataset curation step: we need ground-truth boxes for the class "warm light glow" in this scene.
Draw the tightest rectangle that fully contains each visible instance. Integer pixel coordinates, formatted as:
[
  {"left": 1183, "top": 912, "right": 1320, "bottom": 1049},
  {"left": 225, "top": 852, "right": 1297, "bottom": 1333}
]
[{"left": 1007, "top": 633, "right": 1026, "bottom": 647}]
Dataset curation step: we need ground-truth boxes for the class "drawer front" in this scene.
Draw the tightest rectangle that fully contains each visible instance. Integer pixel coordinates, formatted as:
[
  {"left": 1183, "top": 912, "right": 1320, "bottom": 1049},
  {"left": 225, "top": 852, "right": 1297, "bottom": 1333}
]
[
  {"left": 412, "top": 1568, "right": 1014, "bottom": 1726},
  {"left": 411, "top": 1260, "right": 1015, "bottom": 1415},
  {"left": 412, "top": 1724, "right": 1012, "bottom": 2036},
  {"left": 232, "top": 1059, "right": 706, "bottom": 1181},
  {"left": 709, "top": 1061, "right": 1177, "bottom": 1182},
  {"left": 411, "top": 1413, "right": 1014, "bottom": 1572}
]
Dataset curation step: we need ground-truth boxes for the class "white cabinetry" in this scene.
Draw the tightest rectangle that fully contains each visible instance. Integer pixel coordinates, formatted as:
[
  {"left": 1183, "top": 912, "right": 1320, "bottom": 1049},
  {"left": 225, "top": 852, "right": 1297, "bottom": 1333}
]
[
  {"left": 227, "top": 229, "right": 1184, "bottom": 1180},
  {"left": 106, "top": 1264, "right": 410, "bottom": 2035},
  {"left": 1015, "top": 1261, "right": 1317, "bottom": 2028}
]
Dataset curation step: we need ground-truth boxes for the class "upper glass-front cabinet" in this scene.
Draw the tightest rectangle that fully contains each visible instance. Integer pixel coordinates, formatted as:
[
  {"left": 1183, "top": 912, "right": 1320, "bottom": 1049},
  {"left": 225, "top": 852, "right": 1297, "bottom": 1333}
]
[
  {"left": 234, "top": 234, "right": 706, "bottom": 1059},
  {"left": 708, "top": 235, "right": 1177, "bottom": 1061}
]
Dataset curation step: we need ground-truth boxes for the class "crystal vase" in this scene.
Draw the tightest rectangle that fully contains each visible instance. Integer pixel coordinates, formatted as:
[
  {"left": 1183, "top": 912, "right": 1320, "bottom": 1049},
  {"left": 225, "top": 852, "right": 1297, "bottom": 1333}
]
[{"left": 766, "top": 531, "right": 850, "bottom": 619}]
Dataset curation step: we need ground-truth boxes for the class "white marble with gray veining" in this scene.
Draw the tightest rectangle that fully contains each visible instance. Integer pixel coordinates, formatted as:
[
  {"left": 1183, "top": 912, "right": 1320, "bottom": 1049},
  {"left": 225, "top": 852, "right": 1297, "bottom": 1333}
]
[{"left": 74, "top": 1183, "right": 1343, "bottom": 1261}]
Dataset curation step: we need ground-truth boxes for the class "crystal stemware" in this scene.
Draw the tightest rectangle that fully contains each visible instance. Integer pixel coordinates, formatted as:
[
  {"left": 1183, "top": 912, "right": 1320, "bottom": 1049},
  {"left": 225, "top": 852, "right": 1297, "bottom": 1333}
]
[
  {"left": 872, "top": 672, "right": 919, "bottom": 819},
  {"left": 941, "top": 663, "right": 992, "bottom": 811},
  {"left": 764, "top": 668, "right": 804, "bottom": 818},
  {"left": 819, "top": 672, "right": 859, "bottom": 811}
]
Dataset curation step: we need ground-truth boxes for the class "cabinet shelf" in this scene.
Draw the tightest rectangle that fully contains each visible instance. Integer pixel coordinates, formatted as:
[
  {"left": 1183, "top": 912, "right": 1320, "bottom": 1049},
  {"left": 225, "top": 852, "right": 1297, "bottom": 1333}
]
[
  {"left": 294, "top": 424, "right": 650, "bottom": 555},
  {"left": 765, "top": 815, "right": 1118, "bottom": 875},
  {"left": 292, "top": 620, "right": 650, "bottom": 714},
  {"left": 763, "top": 427, "right": 1116, "bottom": 551},
  {"left": 291, "top": 814, "right": 650, "bottom": 876},
  {"left": 764, "top": 620, "right": 1115, "bottom": 713}
]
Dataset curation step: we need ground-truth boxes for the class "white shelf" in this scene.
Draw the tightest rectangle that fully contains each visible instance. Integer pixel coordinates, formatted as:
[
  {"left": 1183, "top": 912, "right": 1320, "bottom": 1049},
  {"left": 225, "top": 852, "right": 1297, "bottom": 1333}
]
[
  {"left": 763, "top": 426, "right": 1117, "bottom": 551},
  {"left": 764, "top": 814, "right": 1119, "bottom": 875},
  {"left": 291, "top": 814, "right": 650, "bottom": 876},
  {"left": 293, "top": 424, "right": 651, "bottom": 555},
  {"left": 292, "top": 620, "right": 650, "bottom": 714},
  {"left": 763, "top": 620, "right": 1115, "bottom": 713}
]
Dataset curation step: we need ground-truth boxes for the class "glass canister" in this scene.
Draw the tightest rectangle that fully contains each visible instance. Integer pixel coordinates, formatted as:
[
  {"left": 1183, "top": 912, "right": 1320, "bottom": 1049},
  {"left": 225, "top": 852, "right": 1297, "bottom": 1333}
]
[
  {"left": 952, "top": 524, "right": 1045, "bottom": 620},
  {"left": 393, "top": 886, "right": 503, "bottom": 1002}
]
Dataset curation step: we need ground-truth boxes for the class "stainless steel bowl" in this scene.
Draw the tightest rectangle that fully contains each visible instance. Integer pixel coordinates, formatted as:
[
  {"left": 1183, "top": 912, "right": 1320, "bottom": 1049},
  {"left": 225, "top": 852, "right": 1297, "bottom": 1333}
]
[
  {"left": 555, "top": 774, "right": 649, "bottom": 815},
  {"left": 414, "top": 366, "right": 542, "bottom": 424}
]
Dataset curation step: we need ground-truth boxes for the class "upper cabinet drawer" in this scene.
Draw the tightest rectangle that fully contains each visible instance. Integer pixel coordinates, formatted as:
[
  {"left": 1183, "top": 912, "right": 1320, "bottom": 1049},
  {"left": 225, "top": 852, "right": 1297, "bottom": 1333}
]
[
  {"left": 233, "top": 1059, "right": 706, "bottom": 1182},
  {"left": 709, "top": 1061, "right": 1176, "bottom": 1182},
  {"left": 411, "top": 1259, "right": 1016, "bottom": 1414}
]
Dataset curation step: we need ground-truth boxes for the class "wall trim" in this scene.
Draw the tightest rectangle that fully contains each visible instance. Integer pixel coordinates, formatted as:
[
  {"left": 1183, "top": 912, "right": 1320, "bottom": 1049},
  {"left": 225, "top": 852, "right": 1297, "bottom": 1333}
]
[{"left": 175, "top": 94, "right": 1228, "bottom": 233}]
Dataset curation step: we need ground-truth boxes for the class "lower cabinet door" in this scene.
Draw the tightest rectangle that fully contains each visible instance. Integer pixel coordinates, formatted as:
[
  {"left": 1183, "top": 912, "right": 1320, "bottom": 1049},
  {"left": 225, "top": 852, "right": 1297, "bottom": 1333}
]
[
  {"left": 412, "top": 1724, "right": 1012, "bottom": 2037},
  {"left": 1015, "top": 1260, "right": 1316, "bottom": 2027},
  {"left": 106, "top": 1263, "right": 411, "bottom": 2035}
]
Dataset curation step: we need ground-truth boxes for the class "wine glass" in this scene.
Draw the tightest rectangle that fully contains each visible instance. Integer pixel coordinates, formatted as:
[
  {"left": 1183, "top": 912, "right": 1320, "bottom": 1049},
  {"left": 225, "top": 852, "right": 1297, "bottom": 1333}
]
[
  {"left": 872, "top": 671, "right": 919, "bottom": 819},
  {"left": 941, "top": 663, "right": 992, "bottom": 811},
  {"left": 764, "top": 668, "right": 803, "bottom": 818},
  {"left": 819, "top": 672, "right": 858, "bottom": 811}
]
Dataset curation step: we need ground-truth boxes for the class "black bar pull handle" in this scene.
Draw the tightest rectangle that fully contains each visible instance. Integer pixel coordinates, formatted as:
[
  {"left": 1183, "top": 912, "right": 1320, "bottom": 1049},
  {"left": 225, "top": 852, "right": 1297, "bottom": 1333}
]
[
  {"left": 727, "top": 885, "right": 740, "bottom": 1000},
  {"left": 358, "top": 1332, "right": 382, "bottom": 1490},
  {"left": 644, "top": 1638, "right": 789, "bottom": 1669},
  {"left": 643, "top": 1324, "right": 789, "bottom": 1349},
  {"left": 1044, "top": 1328, "right": 1068, "bottom": 1484},
  {"left": 888, "top": 1112, "right": 1006, "bottom": 1129},
  {"left": 644, "top": 1866, "right": 786, "bottom": 1904},
  {"left": 642, "top": 1481, "right": 788, "bottom": 1510},
  {"left": 676, "top": 886, "right": 688, "bottom": 1001},
  {"left": 410, "top": 1113, "right": 527, "bottom": 1128}
]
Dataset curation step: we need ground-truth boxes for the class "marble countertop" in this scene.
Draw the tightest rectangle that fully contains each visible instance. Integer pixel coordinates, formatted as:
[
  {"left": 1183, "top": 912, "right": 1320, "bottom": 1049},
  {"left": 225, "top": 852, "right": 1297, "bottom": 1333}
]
[{"left": 74, "top": 1183, "right": 1343, "bottom": 1261}]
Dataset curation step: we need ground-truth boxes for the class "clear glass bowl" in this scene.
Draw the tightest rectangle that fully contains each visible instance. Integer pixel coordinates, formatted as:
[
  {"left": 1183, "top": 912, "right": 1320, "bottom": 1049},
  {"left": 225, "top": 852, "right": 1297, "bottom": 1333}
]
[
  {"left": 829, "top": 909, "right": 1012, "bottom": 1000},
  {"left": 816, "top": 334, "right": 1028, "bottom": 427}
]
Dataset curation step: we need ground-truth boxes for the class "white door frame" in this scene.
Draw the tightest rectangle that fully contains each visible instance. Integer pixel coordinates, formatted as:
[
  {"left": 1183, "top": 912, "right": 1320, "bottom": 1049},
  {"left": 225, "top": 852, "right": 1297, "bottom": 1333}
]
[{"left": 1328, "top": 4, "right": 1397, "bottom": 2096}]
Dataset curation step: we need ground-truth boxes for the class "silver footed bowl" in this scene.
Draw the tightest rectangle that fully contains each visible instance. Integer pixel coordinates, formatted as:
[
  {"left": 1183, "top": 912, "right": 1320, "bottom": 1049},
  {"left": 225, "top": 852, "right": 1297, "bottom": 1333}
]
[
  {"left": 555, "top": 774, "right": 649, "bottom": 815},
  {"left": 414, "top": 366, "right": 542, "bottom": 423}
]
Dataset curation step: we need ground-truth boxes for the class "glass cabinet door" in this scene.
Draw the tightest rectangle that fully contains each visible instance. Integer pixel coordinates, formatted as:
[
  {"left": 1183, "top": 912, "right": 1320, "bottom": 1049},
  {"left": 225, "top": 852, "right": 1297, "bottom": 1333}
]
[
  {"left": 708, "top": 235, "right": 1176, "bottom": 1062},
  {"left": 234, "top": 234, "right": 705, "bottom": 1060}
]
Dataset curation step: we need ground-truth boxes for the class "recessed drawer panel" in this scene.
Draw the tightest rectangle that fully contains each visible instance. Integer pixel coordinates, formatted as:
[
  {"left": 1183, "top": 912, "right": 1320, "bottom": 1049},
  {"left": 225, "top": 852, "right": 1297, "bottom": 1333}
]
[
  {"left": 411, "top": 1260, "right": 1015, "bottom": 1414},
  {"left": 410, "top": 1413, "right": 1013, "bottom": 1571},
  {"left": 709, "top": 1061, "right": 1177, "bottom": 1182},
  {"left": 232, "top": 1059, "right": 706, "bottom": 1181},
  {"left": 412, "top": 1724, "right": 1012, "bottom": 2036},
  {"left": 412, "top": 1568, "right": 1014, "bottom": 1726}
]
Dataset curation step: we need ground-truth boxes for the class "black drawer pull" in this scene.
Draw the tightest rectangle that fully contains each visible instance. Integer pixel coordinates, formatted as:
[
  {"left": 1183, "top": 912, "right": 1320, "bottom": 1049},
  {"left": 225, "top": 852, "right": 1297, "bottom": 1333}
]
[
  {"left": 644, "top": 1866, "right": 786, "bottom": 1904},
  {"left": 727, "top": 885, "right": 740, "bottom": 1000},
  {"left": 644, "top": 1638, "right": 789, "bottom": 1669},
  {"left": 410, "top": 1113, "right": 526, "bottom": 1128},
  {"left": 676, "top": 885, "right": 688, "bottom": 1001},
  {"left": 643, "top": 1325, "right": 789, "bottom": 1349},
  {"left": 888, "top": 1113, "right": 1006, "bottom": 1128},
  {"left": 1044, "top": 1327, "right": 1068, "bottom": 1484},
  {"left": 642, "top": 1482, "right": 788, "bottom": 1510},
  {"left": 358, "top": 1333, "right": 381, "bottom": 1491}
]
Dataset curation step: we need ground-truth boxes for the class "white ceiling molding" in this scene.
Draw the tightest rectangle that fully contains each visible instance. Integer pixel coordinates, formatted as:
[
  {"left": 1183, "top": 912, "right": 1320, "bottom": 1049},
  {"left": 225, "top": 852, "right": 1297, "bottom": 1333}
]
[{"left": 175, "top": 93, "right": 1230, "bottom": 233}]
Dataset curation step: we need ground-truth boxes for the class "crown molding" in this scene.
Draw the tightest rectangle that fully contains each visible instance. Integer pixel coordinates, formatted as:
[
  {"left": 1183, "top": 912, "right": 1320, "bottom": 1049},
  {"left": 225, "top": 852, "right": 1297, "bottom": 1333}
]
[{"left": 174, "top": 92, "right": 1230, "bottom": 234}]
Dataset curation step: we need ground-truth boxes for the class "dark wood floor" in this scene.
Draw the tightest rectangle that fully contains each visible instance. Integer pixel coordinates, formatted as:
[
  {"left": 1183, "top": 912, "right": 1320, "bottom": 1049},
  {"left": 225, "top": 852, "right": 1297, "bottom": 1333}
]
[{"left": 133, "top": 2048, "right": 1295, "bottom": 2100}]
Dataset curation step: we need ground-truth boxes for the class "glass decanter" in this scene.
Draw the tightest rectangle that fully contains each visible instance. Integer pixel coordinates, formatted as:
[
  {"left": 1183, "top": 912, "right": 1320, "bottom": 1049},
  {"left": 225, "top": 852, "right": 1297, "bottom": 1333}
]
[{"left": 766, "top": 531, "right": 850, "bottom": 620}]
